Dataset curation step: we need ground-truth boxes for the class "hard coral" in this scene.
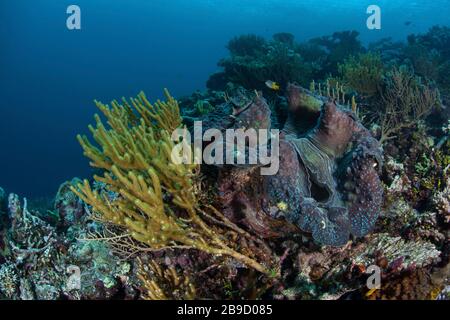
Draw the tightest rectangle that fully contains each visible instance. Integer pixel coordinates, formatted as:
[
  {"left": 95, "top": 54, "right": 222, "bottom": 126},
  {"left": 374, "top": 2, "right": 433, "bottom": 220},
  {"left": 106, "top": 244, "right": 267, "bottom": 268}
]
[
  {"left": 273, "top": 32, "right": 295, "bottom": 47},
  {"left": 354, "top": 233, "right": 441, "bottom": 271},
  {"left": 0, "top": 263, "right": 19, "bottom": 299},
  {"left": 404, "top": 26, "right": 450, "bottom": 97},
  {"left": 210, "top": 34, "right": 311, "bottom": 91},
  {"left": 433, "top": 176, "right": 450, "bottom": 224},
  {"left": 308, "top": 30, "right": 364, "bottom": 76},
  {"left": 227, "top": 34, "right": 267, "bottom": 57},
  {"left": 407, "top": 26, "right": 450, "bottom": 57},
  {"left": 1, "top": 185, "right": 140, "bottom": 300},
  {"left": 366, "top": 268, "right": 437, "bottom": 300}
]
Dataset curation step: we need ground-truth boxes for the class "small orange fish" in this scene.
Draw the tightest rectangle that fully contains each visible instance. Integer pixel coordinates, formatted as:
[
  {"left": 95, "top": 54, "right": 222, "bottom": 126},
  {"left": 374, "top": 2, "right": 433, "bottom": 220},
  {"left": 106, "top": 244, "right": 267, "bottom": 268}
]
[{"left": 265, "top": 80, "right": 280, "bottom": 91}]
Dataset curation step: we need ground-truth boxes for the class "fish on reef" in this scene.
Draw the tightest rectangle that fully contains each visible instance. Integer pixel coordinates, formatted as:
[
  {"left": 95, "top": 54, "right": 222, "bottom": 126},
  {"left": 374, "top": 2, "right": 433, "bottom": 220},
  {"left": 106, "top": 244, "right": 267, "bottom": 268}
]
[{"left": 265, "top": 80, "right": 280, "bottom": 91}]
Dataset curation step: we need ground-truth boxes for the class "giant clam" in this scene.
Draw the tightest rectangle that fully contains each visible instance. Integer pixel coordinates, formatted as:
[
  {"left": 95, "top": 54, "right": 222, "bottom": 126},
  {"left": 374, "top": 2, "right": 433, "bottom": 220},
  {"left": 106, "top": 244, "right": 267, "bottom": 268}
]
[{"left": 213, "top": 84, "right": 383, "bottom": 246}]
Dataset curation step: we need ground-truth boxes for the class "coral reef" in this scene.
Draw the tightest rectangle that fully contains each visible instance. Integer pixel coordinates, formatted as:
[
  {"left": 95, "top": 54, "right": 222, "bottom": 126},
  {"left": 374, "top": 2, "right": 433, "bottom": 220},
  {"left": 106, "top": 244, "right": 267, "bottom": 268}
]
[
  {"left": 271, "top": 231, "right": 442, "bottom": 300},
  {"left": 0, "top": 263, "right": 18, "bottom": 299},
  {"left": 208, "top": 30, "right": 368, "bottom": 93},
  {"left": 304, "top": 31, "right": 364, "bottom": 77},
  {"left": 71, "top": 89, "right": 274, "bottom": 276},
  {"left": 227, "top": 34, "right": 267, "bottom": 57},
  {"left": 2, "top": 25, "right": 449, "bottom": 301},
  {"left": 406, "top": 26, "right": 450, "bottom": 97},
  {"left": 353, "top": 233, "right": 440, "bottom": 269},
  {"left": 170, "top": 26, "right": 448, "bottom": 300},
  {"left": 137, "top": 257, "right": 197, "bottom": 300},
  {"left": 433, "top": 176, "right": 450, "bottom": 224},
  {"left": 54, "top": 178, "right": 85, "bottom": 229},
  {"left": 0, "top": 185, "right": 139, "bottom": 300},
  {"left": 208, "top": 33, "right": 312, "bottom": 91}
]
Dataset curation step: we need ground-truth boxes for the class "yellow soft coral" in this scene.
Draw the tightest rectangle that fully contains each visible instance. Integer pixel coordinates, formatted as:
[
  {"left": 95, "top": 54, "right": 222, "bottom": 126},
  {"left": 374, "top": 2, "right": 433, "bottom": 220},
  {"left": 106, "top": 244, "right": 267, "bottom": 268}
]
[
  {"left": 71, "top": 89, "right": 270, "bottom": 275},
  {"left": 137, "top": 258, "right": 197, "bottom": 300}
]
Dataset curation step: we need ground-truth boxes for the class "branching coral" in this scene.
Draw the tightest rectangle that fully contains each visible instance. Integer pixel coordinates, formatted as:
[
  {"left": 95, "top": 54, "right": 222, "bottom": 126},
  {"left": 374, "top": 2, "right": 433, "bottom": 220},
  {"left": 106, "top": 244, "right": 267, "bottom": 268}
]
[
  {"left": 0, "top": 263, "right": 19, "bottom": 299},
  {"left": 433, "top": 176, "right": 450, "bottom": 224},
  {"left": 71, "top": 90, "right": 272, "bottom": 275},
  {"left": 377, "top": 67, "right": 440, "bottom": 144},
  {"left": 353, "top": 233, "right": 441, "bottom": 270},
  {"left": 263, "top": 42, "right": 311, "bottom": 88},
  {"left": 273, "top": 32, "right": 295, "bottom": 47},
  {"left": 307, "top": 30, "right": 364, "bottom": 76},
  {"left": 403, "top": 43, "right": 442, "bottom": 82},
  {"left": 405, "top": 26, "right": 450, "bottom": 97},
  {"left": 407, "top": 26, "right": 450, "bottom": 57},
  {"left": 227, "top": 34, "right": 267, "bottom": 57},
  {"left": 137, "top": 258, "right": 196, "bottom": 300},
  {"left": 217, "top": 56, "right": 268, "bottom": 90},
  {"left": 210, "top": 33, "right": 312, "bottom": 91}
]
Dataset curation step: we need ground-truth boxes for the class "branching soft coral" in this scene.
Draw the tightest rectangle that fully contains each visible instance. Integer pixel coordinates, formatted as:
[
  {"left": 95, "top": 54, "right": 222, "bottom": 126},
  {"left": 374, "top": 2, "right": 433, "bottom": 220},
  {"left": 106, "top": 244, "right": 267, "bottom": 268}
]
[
  {"left": 338, "top": 53, "right": 384, "bottom": 97},
  {"left": 137, "top": 258, "right": 196, "bottom": 300},
  {"left": 377, "top": 67, "right": 440, "bottom": 143},
  {"left": 71, "top": 90, "right": 272, "bottom": 275}
]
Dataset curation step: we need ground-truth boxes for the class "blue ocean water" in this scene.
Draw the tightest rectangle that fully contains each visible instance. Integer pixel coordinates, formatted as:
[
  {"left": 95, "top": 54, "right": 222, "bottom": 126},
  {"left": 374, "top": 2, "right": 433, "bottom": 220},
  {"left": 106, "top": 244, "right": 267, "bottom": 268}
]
[{"left": 0, "top": 0, "right": 449, "bottom": 198}]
